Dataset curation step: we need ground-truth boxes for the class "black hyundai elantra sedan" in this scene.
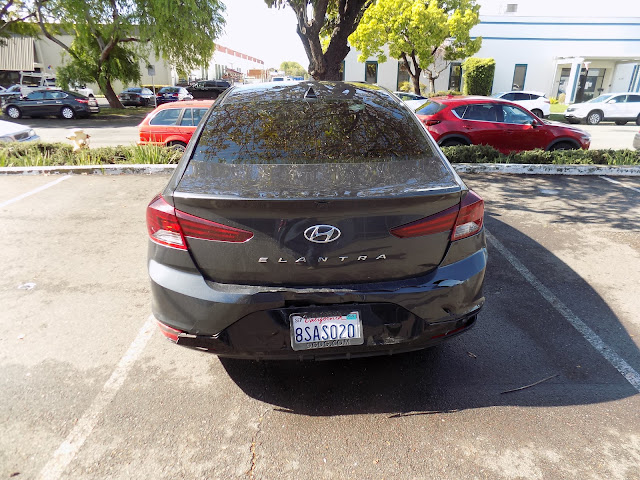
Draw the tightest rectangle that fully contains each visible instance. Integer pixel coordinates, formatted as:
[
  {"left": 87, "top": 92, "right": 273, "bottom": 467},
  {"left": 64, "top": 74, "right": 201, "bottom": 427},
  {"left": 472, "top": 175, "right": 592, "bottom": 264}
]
[{"left": 147, "top": 81, "right": 487, "bottom": 360}]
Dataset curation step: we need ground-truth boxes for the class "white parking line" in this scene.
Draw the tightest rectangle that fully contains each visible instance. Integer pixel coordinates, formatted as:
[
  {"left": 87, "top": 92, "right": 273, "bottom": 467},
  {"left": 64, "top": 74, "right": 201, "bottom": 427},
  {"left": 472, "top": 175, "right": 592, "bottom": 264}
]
[
  {"left": 36, "top": 315, "right": 157, "bottom": 480},
  {"left": 602, "top": 176, "right": 640, "bottom": 194},
  {"left": 0, "top": 175, "right": 72, "bottom": 208},
  {"left": 486, "top": 230, "right": 640, "bottom": 393}
]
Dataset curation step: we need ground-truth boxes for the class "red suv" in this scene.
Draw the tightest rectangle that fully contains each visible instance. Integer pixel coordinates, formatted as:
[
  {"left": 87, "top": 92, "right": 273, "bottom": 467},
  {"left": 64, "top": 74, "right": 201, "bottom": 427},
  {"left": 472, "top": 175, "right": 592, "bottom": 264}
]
[
  {"left": 138, "top": 100, "right": 214, "bottom": 151},
  {"left": 411, "top": 96, "right": 590, "bottom": 153}
]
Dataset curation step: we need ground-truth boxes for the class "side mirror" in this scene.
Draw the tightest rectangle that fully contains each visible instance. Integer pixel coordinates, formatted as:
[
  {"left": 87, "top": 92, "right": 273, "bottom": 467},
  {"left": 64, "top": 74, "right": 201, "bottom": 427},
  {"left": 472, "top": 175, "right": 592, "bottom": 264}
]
[{"left": 531, "top": 119, "right": 541, "bottom": 127}]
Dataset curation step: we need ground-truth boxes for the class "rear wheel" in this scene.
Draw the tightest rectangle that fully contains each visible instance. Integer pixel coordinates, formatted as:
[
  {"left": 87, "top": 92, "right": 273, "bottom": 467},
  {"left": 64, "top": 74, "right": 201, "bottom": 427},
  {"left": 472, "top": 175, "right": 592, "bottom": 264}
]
[
  {"left": 6, "top": 106, "right": 21, "bottom": 119},
  {"left": 586, "top": 110, "right": 602, "bottom": 125},
  {"left": 531, "top": 109, "right": 543, "bottom": 118},
  {"left": 615, "top": 120, "right": 628, "bottom": 125},
  {"left": 167, "top": 141, "right": 186, "bottom": 152},
  {"left": 550, "top": 141, "right": 579, "bottom": 151},
  {"left": 60, "top": 106, "right": 75, "bottom": 119},
  {"left": 440, "top": 138, "right": 468, "bottom": 147}
]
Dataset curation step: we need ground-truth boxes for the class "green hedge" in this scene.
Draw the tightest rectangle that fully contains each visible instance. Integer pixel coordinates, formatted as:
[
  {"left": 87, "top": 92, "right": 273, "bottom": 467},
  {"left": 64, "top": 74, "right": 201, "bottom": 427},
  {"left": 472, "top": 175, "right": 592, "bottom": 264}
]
[
  {"left": 462, "top": 58, "right": 496, "bottom": 96},
  {"left": 0, "top": 142, "right": 181, "bottom": 167},
  {"left": 0, "top": 142, "right": 638, "bottom": 168},
  {"left": 442, "top": 145, "right": 640, "bottom": 165}
]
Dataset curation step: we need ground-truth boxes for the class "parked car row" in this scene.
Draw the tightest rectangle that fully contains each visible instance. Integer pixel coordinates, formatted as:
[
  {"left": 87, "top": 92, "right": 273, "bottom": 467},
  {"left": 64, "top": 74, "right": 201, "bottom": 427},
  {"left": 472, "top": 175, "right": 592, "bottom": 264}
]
[
  {"left": 1, "top": 89, "right": 99, "bottom": 119},
  {"left": 406, "top": 95, "right": 590, "bottom": 153},
  {"left": 564, "top": 93, "right": 640, "bottom": 125}
]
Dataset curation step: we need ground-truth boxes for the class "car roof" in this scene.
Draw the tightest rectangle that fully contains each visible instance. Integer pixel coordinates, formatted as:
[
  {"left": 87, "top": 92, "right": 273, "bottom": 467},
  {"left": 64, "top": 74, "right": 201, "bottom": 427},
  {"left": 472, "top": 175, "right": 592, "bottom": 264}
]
[
  {"left": 498, "top": 90, "right": 546, "bottom": 96},
  {"left": 221, "top": 80, "right": 398, "bottom": 105},
  {"left": 424, "top": 95, "right": 512, "bottom": 106},
  {"left": 153, "top": 100, "right": 215, "bottom": 110}
]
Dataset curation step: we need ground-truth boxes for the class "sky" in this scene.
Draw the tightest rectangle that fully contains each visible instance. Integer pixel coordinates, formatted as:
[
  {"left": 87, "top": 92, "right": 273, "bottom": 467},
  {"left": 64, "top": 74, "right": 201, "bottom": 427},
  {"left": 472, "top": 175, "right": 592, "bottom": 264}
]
[{"left": 216, "top": 0, "right": 310, "bottom": 70}]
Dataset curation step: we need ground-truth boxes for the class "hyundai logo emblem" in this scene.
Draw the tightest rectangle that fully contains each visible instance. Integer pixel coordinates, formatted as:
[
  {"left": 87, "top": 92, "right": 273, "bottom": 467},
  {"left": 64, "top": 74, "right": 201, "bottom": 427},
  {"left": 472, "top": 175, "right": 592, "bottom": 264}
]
[{"left": 304, "top": 225, "right": 341, "bottom": 243}]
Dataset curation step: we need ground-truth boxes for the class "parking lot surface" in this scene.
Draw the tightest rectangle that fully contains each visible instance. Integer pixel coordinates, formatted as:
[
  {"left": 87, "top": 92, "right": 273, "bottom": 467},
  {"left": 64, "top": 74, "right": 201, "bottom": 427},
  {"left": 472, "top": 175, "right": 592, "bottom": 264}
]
[{"left": 1, "top": 173, "right": 639, "bottom": 480}]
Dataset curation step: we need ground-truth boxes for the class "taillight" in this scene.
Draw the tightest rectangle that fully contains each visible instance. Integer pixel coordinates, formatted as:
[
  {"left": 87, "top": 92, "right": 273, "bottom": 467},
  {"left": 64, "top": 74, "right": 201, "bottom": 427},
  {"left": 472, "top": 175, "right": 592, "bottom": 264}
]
[
  {"left": 390, "top": 205, "right": 459, "bottom": 238},
  {"left": 422, "top": 119, "right": 441, "bottom": 126},
  {"left": 451, "top": 190, "right": 484, "bottom": 241},
  {"left": 146, "top": 194, "right": 254, "bottom": 248},
  {"left": 172, "top": 93, "right": 179, "bottom": 97},
  {"left": 157, "top": 320, "right": 183, "bottom": 342},
  {"left": 176, "top": 210, "right": 253, "bottom": 243},
  {"left": 389, "top": 190, "right": 484, "bottom": 240},
  {"left": 146, "top": 194, "right": 187, "bottom": 249},
  {"left": 76, "top": 99, "right": 89, "bottom": 104}
]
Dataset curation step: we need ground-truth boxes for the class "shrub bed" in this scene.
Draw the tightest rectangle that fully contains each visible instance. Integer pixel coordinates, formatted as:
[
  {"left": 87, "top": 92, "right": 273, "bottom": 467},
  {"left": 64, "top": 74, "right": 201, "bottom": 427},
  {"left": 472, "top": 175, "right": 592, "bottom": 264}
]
[
  {"left": 0, "top": 142, "right": 638, "bottom": 168},
  {"left": 442, "top": 145, "right": 640, "bottom": 165},
  {"left": 0, "top": 142, "right": 181, "bottom": 167}
]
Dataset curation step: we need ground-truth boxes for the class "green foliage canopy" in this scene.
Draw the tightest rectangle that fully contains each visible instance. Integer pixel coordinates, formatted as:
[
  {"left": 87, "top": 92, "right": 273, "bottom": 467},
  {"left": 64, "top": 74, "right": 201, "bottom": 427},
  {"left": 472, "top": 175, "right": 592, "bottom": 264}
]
[
  {"left": 279, "top": 61, "right": 308, "bottom": 77},
  {"left": 462, "top": 57, "right": 495, "bottom": 95},
  {"left": 35, "top": 0, "right": 225, "bottom": 107},
  {"left": 349, "top": 0, "right": 481, "bottom": 93}
]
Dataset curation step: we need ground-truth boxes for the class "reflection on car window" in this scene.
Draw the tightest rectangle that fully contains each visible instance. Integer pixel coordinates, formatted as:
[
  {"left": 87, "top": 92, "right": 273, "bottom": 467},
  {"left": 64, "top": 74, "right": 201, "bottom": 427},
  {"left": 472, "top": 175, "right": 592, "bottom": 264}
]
[
  {"left": 609, "top": 96, "right": 626, "bottom": 104},
  {"left": 502, "top": 105, "right": 534, "bottom": 124},
  {"left": 415, "top": 101, "right": 445, "bottom": 115},
  {"left": 193, "top": 108, "right": 208, "bottom": 125},
  {"left": 463, "top": 104, "right": 502, "bottom": 122},
  {"left": 150, "top": 108, "right": 182, "bottom": 126},
  {"left": 26, "top": 91, "right": 46, "bottom": 100},
  {"left": 180, "top": 109, "right": 194, "bottom": 126},
  {"left": 46, "top": 91, "right": 66, "bottom": 100},
  {"left": 627, "top": 95, "right": 640, "bottom": 103},
  {"left": 192, "top": 97, "right": 434, "bottom": 164},
  {"left": 452, "top": 106, "right": 467, "bottom": 118}
]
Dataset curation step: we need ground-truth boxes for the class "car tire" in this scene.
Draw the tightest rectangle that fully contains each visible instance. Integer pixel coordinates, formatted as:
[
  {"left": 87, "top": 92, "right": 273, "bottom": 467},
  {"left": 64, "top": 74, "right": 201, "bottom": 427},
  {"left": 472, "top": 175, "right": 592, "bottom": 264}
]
[
  {"left": 439, "top": 138, "right": 468, "bottom": 147},
  {"left": 586, "top": 110, "right": 602, "bottom": 125},
  {"left": 550, "top": 141, "right": 579, "bottom": 151},
  {"left": 60, "top": 106, "right": 75, "bottom": 119},
  {"left": 531, "top": 109, "right": 543, "bottom": 118},
  {"left": 167, "top": 141, "right": 187, "bottom": 152},
  {"left": 6, "top": 106, "right": 21, "bottom": 119},
  {"left": 636, "top": 115, "right": 640, "bottom": 126},
  {"left": 615, "top": 120, "right": 628, "bottom": 125}
]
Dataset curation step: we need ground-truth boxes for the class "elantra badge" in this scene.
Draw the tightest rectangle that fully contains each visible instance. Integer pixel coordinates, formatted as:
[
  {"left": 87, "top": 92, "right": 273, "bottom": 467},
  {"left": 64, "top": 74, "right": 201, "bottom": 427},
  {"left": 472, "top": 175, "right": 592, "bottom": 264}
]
[{"left": 304, "top": 225, "right": 341, "bottom": 243}]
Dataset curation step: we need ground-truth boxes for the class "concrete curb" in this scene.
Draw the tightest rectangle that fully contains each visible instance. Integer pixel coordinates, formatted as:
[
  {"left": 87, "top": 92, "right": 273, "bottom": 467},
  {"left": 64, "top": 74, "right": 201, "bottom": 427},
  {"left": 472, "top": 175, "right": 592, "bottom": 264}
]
[
  {"left": 0, "top": 163, "right": 639, "bottom": 176},
  {"left": 453, "top": 163, "right": 640, "bottom": 176}
]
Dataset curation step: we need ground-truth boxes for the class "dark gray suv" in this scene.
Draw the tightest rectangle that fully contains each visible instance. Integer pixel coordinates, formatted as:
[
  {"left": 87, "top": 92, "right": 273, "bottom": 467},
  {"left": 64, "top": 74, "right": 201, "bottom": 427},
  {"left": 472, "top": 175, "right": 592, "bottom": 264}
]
[{"left": 146, "top": 81, "right": 487, "bottom": 360}]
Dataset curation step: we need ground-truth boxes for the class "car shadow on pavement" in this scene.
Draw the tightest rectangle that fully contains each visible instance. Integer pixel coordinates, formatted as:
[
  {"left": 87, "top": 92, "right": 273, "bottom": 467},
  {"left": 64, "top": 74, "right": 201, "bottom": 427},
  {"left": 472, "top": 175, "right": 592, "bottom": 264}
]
[{"left": 220, "top": 214, "right": 640, "bottom": 416}]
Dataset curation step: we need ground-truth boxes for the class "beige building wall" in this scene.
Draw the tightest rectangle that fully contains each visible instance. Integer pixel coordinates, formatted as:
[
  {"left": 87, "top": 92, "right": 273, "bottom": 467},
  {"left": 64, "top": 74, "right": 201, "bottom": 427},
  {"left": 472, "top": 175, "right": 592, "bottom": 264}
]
[{"left": 2, "top": 35, "right": 173, "bottom": 94}]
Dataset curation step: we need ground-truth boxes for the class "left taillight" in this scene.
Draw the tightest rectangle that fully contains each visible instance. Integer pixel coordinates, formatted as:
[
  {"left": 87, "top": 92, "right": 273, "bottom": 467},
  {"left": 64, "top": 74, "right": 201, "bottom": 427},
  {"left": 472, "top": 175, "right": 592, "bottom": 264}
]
[
  {"left": 146, "top": 194, "right": 254, "bottom": 249},
  {"left": 146, "top": 194, "right": 187, "bottom": 249}
]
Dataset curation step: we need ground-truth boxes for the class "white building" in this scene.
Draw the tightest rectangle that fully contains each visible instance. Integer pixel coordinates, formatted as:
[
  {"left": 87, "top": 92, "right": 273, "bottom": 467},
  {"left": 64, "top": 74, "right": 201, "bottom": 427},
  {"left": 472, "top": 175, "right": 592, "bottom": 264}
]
[{"left": 342, "top": 0, "right": 640, "bottom": 103}]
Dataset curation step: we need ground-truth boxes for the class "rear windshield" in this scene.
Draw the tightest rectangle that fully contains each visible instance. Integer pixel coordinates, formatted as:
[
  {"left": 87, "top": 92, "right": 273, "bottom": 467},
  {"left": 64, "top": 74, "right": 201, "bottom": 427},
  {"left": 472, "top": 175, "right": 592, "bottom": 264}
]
[
  {"left": 190, "top": 98, "right": 436, "bottom": 164},
  {"left": 414, "top": 100, "right": 446, "bottom": 116}
]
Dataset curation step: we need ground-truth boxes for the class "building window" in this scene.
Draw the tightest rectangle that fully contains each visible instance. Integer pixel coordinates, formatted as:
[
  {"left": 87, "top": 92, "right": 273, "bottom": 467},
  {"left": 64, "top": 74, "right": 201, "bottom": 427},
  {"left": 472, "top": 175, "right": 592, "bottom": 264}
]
[
  {"left": 448, "top": 62, "right": 462, "bottom": 91},
  {"left": 397, "top": 62, "right": 410, "bottom": 90},
  {"left": 512, "top": 64, "right": 527, "bottom": 91},
  {"left": 365, "top": 61, "right": 378, "bottom": 84},
  {"left": 339, "top": 61, "right": 345, "bottom": 81},
  {"left": 506, "top": 4, "right": 518, "bottom": 12}
]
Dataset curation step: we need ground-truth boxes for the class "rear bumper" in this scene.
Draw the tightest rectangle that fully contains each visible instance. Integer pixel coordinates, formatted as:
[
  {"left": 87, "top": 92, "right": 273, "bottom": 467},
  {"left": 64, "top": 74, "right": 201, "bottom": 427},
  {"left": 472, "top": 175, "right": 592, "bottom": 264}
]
[{"left": 149, "top": 237, "right": 487, "bottom": 359}]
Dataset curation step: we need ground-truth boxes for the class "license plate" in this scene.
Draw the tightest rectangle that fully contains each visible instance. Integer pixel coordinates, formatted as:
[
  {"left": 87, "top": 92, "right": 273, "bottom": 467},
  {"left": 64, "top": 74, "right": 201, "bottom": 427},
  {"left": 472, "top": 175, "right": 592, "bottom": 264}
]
[{"left": 290, "top": 311, "right": 364, "bottom": 351}]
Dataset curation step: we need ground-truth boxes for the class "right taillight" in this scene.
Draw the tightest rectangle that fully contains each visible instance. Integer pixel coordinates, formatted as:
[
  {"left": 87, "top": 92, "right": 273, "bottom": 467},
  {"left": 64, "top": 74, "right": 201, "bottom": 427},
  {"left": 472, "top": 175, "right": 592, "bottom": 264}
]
[
  {"left": 451, "top": 190, "right": 484, "bottom": 241},
  {"left": 146, "top": 194, "right": 254, "bottom": 249}
]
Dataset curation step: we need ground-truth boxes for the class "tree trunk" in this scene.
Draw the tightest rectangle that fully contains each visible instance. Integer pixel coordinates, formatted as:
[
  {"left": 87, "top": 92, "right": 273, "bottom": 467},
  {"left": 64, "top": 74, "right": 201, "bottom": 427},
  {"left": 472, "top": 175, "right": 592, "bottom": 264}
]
[
  {"left": 102, "top": 79, "right": 124, "bottom": 109},
  {"left": 411, "top": 73, "right": 421, "bottom": 95},
  {"left": 429, "top": 77, "right": 436, "bottom": 93}
]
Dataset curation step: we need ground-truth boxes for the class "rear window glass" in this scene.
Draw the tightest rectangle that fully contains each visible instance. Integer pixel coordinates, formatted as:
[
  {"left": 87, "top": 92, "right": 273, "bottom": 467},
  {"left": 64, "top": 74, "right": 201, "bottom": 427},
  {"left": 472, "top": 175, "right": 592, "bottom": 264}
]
[
  {"left": 191, "top": 98, "right": 436, "bottom": 164},
  {"left": 149, "top": 108, "right": 182, "bottom": 126},
  {"left": 414, "top": 100, "right": 446, "bottom": 116}
]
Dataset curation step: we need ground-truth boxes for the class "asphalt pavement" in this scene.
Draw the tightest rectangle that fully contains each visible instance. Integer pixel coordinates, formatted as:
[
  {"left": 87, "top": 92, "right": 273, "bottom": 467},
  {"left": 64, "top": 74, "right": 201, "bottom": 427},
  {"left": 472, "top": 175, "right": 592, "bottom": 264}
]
[{"left": 1, "top": 173, "right": 639, "bottom": 479}]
